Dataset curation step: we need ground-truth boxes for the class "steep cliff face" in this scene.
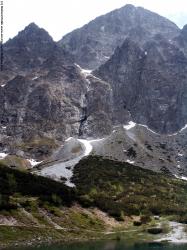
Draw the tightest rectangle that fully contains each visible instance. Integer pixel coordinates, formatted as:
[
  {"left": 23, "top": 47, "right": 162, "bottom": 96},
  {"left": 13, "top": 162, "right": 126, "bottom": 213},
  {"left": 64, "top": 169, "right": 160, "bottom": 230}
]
[
  {"left": 95, "top": 35, "right": 187, "bottom": 134},
  {"left": 0, "top": 24, "right": 112, "bottom": 158},
  {"left": 173, "top": 25, "right": 187, "bottom": 57},
  {"left": 59, "top": 4, "right": 179, "bottom": 69}
]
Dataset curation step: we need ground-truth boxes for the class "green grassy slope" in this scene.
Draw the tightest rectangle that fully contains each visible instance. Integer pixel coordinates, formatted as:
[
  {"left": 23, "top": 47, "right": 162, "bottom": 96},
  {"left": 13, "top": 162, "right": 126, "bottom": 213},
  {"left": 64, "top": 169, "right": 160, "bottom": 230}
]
[{"left": 73, "top": 156, "right": 187, "bottom": 220}]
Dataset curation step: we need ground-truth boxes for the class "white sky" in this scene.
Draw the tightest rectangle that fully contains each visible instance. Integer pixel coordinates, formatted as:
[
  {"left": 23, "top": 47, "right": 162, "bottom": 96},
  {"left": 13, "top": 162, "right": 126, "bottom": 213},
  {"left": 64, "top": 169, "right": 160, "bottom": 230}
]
[{"left": 4, "top": 0, "right": 187, "bottom": 42}]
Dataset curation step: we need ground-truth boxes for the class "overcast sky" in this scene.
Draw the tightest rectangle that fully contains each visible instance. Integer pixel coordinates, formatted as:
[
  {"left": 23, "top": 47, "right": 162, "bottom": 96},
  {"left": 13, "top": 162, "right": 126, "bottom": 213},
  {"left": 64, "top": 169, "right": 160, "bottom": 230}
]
[{"left": 5, "top": 0, "right": 187, "bottom": 42}]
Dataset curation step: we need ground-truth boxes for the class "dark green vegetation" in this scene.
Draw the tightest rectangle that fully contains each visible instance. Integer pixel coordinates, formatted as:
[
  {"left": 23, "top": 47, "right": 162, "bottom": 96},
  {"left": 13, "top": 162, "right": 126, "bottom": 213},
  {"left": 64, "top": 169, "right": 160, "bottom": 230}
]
[
  {"left": 2, "top": 156, "right": 187, "bottom": 248},
  {"left": 0, "top": 163, "right": 107, "bottom": 248},
  {"left": 0, "top": 163, "right": 74, "bottom": 210},
  {"left": 73, "top": 156, "right": 187, "bottom": 220}
]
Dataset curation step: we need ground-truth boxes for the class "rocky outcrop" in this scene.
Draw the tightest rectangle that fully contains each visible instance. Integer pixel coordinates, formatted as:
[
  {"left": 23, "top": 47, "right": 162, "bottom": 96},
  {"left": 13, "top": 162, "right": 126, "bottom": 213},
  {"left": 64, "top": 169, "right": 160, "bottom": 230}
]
[{"left": 59, "top": 4, "right": 179, "bottom": 69}]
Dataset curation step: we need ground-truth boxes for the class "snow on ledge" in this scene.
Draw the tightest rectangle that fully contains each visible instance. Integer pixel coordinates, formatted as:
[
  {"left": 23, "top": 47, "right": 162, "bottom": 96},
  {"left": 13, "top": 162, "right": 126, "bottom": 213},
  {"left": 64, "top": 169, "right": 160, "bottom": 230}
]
[
  {"left": 169, "top": 124, "right": 187, "bottom": 136},
  {"left": 74, "top": 63, "right": 92, "bottom": 76},
  {"left": 180, "top": 124, "right": 187, "bottom": 132},
  {"left": 126, "top": 159, "right": 135, "bottom": 164},
  {"left": 123, "top": 121, "right": 159, "bottom": 135},
  {"left": 28, "top": 159, "right": 42, "bottom": 167},
  {"left": 123, "top": 121, "right": 136, "bottom": 130}
]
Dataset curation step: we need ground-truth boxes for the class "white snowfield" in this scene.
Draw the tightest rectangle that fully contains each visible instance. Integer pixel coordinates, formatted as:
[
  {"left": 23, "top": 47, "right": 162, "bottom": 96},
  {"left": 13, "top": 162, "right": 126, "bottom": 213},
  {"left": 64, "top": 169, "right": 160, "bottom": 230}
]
[
  {"left": 39, "top": 138, "right": 103, "bottom": 187},
  {"left": 156, "top": 222, "right": 187, "bottom": 243},
  {"left": 123, "top": 121, "right": 159, "bottom": 135}
]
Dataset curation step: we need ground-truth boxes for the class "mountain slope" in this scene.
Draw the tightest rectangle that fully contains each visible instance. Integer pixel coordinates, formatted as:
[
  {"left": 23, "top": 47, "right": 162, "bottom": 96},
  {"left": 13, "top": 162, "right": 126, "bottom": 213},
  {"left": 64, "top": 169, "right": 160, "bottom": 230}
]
[
  {"left": 0, "top": 24, "right": 112, "bottom": 159},
  {"left": 59, "top": 4, "right": 179, "bottom": 69}
]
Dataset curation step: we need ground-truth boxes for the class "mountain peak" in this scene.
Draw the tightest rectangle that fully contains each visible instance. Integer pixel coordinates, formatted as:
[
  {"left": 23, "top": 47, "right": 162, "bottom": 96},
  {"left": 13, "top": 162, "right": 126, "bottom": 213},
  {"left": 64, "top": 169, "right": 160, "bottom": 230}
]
[
  {"left": 5, "top": 22, "right": 53, "bottom": 47},
  {"left": 60, "top": 4, "right": 179, "bottom": 69},
  {"left": 121, "top": 4, "right": 136, "bottom": 10},
  {"left": 25, "top": 22, "right": 39, "bottom": 29}
]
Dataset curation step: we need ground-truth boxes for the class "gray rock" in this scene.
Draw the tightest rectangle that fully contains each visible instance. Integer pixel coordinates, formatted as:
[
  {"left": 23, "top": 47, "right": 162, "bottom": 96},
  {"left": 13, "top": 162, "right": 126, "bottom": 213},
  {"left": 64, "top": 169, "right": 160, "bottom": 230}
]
[{"left": 59, "top": 4, "right": 179, "bottom": 69}]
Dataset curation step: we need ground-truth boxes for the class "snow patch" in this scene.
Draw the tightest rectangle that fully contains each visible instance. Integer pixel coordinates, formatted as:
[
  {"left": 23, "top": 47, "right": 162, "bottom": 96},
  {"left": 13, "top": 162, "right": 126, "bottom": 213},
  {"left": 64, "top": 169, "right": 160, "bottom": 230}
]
[
  {"left": 169, "top": 124, "right": 187, "bottom": 136},
  {"left": 65, "top": 137, "right": 73, "bottom": 142},
  {"left": 74, "top": 63, "right": 92, "bottom": 76},
  {"left": 138, "top": 124, "right": 159, "bottom": 135},
  {"left": 175, "top": 175, "right": 187, "bottom": 181},
  {"left": 180, "top": 124, "right": 187, "bottom": 132},
  {"left": 77, "top": 139, "right": 93, "bottom": 156},
  {"left": 32, "top": 76, "right": 39, "bottom": 80},
  {"left": 38, "top": 138, "right": 97, "bottom": 187},
  {"left": 181, "top": 176, "right": 187, "bottom": 181},
  {"left": 156, "top": 222, "right": 187, "bottom": 243},
  {"left": 123, "top": 121, "right": 158, "bottom": 134},
  {"left": 144, "top": 51, "right": 147, "bottom": 55},
  {"left": 28, "top": 159, "right": 42, "bottom": 167},
  {"left": 1, "top": 84, "right": 6, "bottom": 88},
  {"left": 178, "top": 153, "right": 183, "bottom": 157},
  {"left": 123, "top": 121, "right": 136, "bottom": 130},
  {"left": 126, "top": 159, "right": 135, "bottom": 164},
  {"left": 0, "top": 152, "right": 8, "bottom": 159}
]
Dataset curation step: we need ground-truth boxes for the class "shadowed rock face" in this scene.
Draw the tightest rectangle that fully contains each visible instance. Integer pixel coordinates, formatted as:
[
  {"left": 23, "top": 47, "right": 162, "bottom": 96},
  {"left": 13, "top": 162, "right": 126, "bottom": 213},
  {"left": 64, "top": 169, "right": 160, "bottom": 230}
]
[
  {"left": 95, "top": 35, "right": 187, "bottom": 134},
  {"left": 174, "top": 25, "right": 187, "bottom": 57},
  {"left": 59, "top": 4, "right": 179, "bottom": 69}
]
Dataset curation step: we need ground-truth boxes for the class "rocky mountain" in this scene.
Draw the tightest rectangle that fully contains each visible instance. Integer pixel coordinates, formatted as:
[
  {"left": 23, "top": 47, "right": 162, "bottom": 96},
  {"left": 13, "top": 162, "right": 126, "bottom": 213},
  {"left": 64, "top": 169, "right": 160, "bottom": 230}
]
[
  {"left": 0, "top": 24, "right": 112, "bottom": 159},
  {"left": 59, "top": 4, "right": 180, "bottom": 69},
  {"left": 94, "top": 35, "right": 187, "bottom": 133},
  {"left": 2, "top": 5, "right": 187, "bottom": 248},
  {"left": 1, "top": 4, "right": 187, "bottom": 165},
  {"left": 58, "top": 4, "right": 187, "bottom": 134}
]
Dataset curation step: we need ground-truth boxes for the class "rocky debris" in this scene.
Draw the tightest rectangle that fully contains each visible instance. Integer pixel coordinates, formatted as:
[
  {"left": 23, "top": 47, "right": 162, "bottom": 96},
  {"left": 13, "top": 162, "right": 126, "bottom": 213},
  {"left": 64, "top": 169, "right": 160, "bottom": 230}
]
[{"left": 91, "top": 122, "right": 187, "bottom": 177}]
